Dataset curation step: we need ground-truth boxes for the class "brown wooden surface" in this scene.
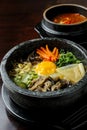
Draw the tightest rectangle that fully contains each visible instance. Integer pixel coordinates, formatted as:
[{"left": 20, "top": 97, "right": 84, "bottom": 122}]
[{"left": 0, "top": 0, "right": 87, "bottom": 130}]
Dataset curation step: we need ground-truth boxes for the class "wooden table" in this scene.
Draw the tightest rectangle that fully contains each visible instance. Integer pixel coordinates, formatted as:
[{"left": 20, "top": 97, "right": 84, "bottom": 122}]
[{"left": 0, "top": 0, "right": 87, "bottom": 130}]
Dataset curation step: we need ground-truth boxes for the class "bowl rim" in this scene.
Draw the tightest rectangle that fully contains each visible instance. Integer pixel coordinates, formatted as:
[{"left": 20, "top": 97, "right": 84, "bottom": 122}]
[
  {"left": 43, "top": 4, "right": 87, "bottom": 26},
  {"left": 1, "top": 37, "right": 87, "bottom": 98}
]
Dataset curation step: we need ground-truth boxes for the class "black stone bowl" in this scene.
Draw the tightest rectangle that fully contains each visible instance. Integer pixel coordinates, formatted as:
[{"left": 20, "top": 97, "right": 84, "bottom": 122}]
[
  {"left": 1, "top": 38, "right": 87, "bottom": 111},
  {"left": 41, "top": 4, "right": 87, "bottom": 42}
]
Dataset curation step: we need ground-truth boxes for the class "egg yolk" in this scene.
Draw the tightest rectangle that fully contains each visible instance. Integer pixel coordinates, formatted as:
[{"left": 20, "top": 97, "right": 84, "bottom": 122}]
[{"left": 35, "top": 61, "right": 56, "bottom": 76}]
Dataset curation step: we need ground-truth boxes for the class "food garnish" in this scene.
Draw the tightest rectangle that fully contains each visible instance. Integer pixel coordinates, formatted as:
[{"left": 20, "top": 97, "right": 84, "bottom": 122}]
[
  {"left": 56, "top": 51, "right": 81, "bottom": 67},
  {"left": 36, "top": 45, "right": 59, "bottom": 62},
  {"left": 9, "top": 62, "right": 38, "bottom": 88},
  {"left": 56, "top": 63, "right": 85, "bottom": 83}
]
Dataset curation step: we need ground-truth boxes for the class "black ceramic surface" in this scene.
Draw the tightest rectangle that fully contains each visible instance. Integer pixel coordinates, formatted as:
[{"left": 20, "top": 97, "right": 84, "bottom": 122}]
[
  {"left": 1, "top": 38, "right": 87, "bottom": 110},
  {"left": 37, "top": 4, "right": 87, "bottom": 43},
  {"left": 2, "top": 84, "right": 87, "bottom": 130},
  {"left": 35, "top": 22, "right": 87, "bottom": 44},
  {"left": 1, "top": 84, "right": 65, "bottom": 130}
]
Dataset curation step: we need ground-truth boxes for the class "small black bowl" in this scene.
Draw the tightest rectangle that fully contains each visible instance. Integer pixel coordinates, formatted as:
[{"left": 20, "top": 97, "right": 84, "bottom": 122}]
[
  {"left": 1, "top": 38, "right": 87, "bottom": 110},
  {"left": 40, "top": 4, "right": 87, "bottom": 42}
]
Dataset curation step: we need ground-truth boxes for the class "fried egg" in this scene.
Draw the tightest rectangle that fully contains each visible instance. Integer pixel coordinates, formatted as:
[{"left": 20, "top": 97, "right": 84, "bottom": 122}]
[{"left": 35, "top": 61, "right": 56, "bottom": 76}]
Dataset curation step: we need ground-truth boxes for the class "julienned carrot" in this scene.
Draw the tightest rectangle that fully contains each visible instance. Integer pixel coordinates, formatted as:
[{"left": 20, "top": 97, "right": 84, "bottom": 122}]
[
  {"left": 52, "top": 48, "right": 58, "bottom": 59},
  {"left": 40, "top": 47, "right": 48, "bottom": 54},
  {"left": 46, "top": 45, "right": 53, "bottom": 56},
  {"left": 52, "top": 47, "right": 57, "bottom": 55},
  {"left": 37, "top": 51, "right": 50, "bottom": 60},
  {"left": 36, "top": 49, "right": 49, "bottom": 59},
  {"left": 36, "top": 45, "right": 59, "bottom": 62}
]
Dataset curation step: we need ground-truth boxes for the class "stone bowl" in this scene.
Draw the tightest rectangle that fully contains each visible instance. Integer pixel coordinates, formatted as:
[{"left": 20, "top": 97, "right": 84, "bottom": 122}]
[{"left": 1, "top": 38, "right": 87, "bottom": 111}]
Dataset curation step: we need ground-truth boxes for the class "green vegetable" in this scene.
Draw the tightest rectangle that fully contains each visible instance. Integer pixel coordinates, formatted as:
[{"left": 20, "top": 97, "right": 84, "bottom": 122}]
[
  {"left": 56, "top": 51, "right": 80, "bottom": 67},
  {"left": 13, "top": 70, "right": 38, "bottom": 89},
  {"left": 13, "top": 76, "right": 27, "bottom": 88},
  {"left": 9, "top": 61, "right": 38, "bottom": 89}
]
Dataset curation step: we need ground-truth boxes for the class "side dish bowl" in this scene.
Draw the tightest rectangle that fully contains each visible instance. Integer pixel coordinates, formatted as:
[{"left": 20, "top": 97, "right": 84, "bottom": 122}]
[
  {"left": 1, "top": 38, "right": 87, "bottom": 110},
  {"left": 41, "top": 4, "right": 87, "bottom": 42}
]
